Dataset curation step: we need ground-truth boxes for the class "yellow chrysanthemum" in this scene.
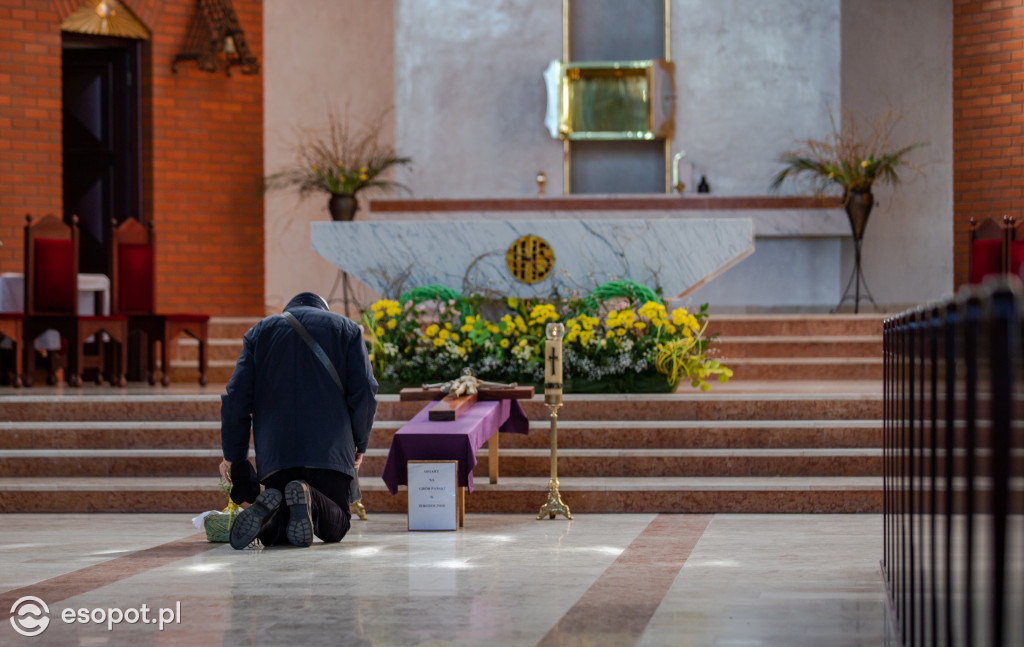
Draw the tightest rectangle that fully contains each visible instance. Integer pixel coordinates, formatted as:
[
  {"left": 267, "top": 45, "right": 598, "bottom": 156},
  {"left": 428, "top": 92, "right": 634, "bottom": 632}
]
[
  {"left": 499, "top": 338, "right": 510, "bottom": 348},
  {"left": 425, "top": 324, "right": 440, "bottom": 337}
]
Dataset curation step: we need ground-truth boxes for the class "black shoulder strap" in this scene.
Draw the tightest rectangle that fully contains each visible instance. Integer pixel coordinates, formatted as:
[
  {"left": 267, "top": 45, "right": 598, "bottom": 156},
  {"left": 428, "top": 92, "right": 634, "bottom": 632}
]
[{"left": 281, "top": 311, "right": 345, "bottom": 396}]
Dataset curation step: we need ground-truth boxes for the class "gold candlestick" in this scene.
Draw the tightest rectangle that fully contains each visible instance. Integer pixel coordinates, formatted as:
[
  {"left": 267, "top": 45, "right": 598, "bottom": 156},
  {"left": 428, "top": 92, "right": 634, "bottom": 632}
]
[
  {"left": 538, "top": 323, "right": 572, "bottom": 520},
  {"left": 536, "top": 171, "right": 547, "bottom": 196}
]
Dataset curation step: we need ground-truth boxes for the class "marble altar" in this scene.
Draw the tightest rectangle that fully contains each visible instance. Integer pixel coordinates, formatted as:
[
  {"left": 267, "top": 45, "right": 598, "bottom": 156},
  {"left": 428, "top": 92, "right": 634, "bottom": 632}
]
[
  {"left": 311, "top": 218, "right": 754, "bottom": 299},
  {"left": 363, "top": 196, "right": 849, "bottom": 310}
]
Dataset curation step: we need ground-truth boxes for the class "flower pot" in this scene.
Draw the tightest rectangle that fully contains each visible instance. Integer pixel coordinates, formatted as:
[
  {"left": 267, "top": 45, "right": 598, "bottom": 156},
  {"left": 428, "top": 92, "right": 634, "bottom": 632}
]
[
  {"left": 845, "top": 188, "right": 874, "bottom": 242},
  {"left": 328, "top": 193, "right": 358, "bottom": 222},
  {"left": 843, "top": 188, "right": 875, "bottom": 313}
]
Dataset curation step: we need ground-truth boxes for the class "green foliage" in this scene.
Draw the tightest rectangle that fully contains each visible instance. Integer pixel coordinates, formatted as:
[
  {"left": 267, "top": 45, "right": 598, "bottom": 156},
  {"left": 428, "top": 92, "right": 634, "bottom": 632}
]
[
  {"left": 361, "top": 285, "right": 732, "bottom": 393},
  {"left": 769, "top": 110, "right": 926, "bottom": 201},
  {"left": 265, "top": 105, "right": 412, "bottom": 198}
]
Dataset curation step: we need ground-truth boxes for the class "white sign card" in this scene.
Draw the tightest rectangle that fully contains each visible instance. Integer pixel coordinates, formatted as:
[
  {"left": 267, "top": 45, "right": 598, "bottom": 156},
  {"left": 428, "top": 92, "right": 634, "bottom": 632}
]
[{"left": 407, "top": 460, "right": 458, "bottom": 531}]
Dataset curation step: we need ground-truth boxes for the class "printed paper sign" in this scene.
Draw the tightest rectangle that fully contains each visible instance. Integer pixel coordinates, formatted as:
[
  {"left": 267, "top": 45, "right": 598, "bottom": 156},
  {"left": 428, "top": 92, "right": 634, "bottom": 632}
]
[{"left": 407, "top": 461, "right": 458, "bottom": 531}]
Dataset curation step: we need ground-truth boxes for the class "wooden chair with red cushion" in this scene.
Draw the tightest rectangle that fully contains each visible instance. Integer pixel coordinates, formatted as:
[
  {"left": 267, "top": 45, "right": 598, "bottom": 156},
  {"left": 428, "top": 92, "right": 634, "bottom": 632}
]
[
  {"left": 1007, "top": 216, "right": 1024, "bottom": 277},
  {"left": 968, "top": 216, "right": 1008, "bottom": 284},
  {"left": 23, "top": 214, "right": 128, "bottom": 386},
  {"left": 111, "top": 218, "right": 209, "bottom": 385},
  {"left": 0, "top": 313, "right": 24, "bottom": 387}
]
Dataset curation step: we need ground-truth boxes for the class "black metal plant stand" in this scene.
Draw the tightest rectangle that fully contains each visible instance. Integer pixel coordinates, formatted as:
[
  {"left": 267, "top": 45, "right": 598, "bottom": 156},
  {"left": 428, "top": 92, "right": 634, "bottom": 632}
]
[
  {"left": 834, "top": 189, "right": 879, "bottom": 314},
  {"left": 327, "top": 270, "right": 354, "bottom": 317},
  {"left": 325, "top": 195, "right": 358, "bottom": 316}
]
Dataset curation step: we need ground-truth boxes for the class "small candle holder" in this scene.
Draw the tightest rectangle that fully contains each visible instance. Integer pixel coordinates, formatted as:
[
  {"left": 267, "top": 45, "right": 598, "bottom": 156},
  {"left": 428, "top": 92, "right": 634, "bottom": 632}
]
[
  {"left": 536, "top": 171, "right": 547, "bottom": 196},
  {"left": 538, "top": 322, "right": 572, "bottom": 520}
]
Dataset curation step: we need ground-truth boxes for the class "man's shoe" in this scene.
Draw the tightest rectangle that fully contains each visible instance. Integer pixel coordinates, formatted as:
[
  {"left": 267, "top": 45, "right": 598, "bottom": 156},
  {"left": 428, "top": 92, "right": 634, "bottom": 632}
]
[
  {"left": 229, "top": 488, "right": 283, "bottom": 550},
  {"left": 284, "top": 480, "right": 314, "bottom": 547}
]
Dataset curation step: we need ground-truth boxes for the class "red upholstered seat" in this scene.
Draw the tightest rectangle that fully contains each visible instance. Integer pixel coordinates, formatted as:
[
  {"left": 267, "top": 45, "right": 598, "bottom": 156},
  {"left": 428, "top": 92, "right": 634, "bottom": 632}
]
[
  {"left": 22, "top": 214, "right": 127, "bottom": 387},
  {"left": 970, "top": 238, "right": 1004, "bottom": 284},
  {"left": 33, "top": 238, "right": 76, "bottom": 313},
  {"left": 968, "top": 216, "right": 1008, "bottom": 285},
  {"left": 116, "top": 243, "right": 154, "bottom": 313},
  {"left": 1010, "top": 240, "right": 1024, "bottom": 276},
  {"left": 111, "top": 218, "right": 209, "bottom": 385}
]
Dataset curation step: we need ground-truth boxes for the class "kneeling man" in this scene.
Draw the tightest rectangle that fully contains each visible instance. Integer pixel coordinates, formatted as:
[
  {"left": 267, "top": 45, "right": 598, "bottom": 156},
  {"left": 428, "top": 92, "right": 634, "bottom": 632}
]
[{"left": 219, "top": 292, "right": 377, "bottom": 549}]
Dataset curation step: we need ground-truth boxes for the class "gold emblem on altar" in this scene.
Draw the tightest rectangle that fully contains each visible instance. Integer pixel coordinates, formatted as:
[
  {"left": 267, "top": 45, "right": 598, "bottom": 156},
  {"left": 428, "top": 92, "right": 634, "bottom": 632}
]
[{"left": 506, "top": 235, "right": 554, "bottom": 284}]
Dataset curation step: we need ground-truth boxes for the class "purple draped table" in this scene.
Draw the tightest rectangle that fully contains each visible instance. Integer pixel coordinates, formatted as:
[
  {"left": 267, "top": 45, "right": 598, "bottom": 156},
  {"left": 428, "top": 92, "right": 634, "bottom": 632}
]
[{"left": 381, "top": 398, "right": 529, "bottom": 494}]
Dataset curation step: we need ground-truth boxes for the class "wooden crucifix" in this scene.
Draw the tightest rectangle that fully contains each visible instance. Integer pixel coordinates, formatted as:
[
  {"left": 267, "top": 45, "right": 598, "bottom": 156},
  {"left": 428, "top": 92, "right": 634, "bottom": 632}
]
[{"left": 399, "top": 369, "right": 534, "bottom": 421}]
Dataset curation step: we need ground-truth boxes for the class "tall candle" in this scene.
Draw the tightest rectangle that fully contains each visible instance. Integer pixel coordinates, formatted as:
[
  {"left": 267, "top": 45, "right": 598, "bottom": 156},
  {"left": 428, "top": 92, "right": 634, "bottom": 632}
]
[{"left": 545, "top": 323, "right": 564, "bottom": 405}]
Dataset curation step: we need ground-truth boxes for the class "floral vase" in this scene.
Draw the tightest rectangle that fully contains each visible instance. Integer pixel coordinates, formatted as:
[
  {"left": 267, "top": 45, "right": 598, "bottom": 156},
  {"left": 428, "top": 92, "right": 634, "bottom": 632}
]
[
  {"left": 328, "top": 193, "right": 358, "bottom": 222},
  {"left": 845, "top": 188, "right": 874, "bottom": 242},
  {"left": 844, "top": 188, "right": 875, "bottom": 313}
]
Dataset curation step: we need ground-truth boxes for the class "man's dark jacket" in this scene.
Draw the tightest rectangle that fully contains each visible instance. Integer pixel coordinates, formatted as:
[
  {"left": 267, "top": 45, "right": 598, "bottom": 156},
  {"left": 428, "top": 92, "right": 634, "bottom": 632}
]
[{"left": 221, "top": 305, "right": 378, "bottom": 481}]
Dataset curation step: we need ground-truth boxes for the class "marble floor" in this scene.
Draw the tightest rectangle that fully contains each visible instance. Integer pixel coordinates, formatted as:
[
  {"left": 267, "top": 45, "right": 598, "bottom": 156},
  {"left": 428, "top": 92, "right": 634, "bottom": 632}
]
[{"left": 0, "top": 512, "right": 891, "bottom": 646}]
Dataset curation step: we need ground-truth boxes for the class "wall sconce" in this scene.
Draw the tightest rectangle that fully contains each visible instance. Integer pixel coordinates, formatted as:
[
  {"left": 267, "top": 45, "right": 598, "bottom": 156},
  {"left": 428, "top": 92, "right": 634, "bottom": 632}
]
[
  {"left": 172, "top": 0, "right": 258, "bottom": 77},
  {"left": 61, "top": 0, "right": 151, "bottom": 40}
]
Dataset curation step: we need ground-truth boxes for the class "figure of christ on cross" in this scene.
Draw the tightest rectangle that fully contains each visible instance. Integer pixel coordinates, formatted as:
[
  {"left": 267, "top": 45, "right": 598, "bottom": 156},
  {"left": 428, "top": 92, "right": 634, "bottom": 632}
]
[{"left": 401, "top": 369, "right": 534, "bottom": 421}]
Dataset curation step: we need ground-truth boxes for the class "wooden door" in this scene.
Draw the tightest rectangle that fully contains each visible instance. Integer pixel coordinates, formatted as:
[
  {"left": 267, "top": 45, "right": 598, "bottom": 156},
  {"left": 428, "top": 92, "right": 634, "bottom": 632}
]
[{"left": 62, "top": 35, "right": 142, "bottom": 275}]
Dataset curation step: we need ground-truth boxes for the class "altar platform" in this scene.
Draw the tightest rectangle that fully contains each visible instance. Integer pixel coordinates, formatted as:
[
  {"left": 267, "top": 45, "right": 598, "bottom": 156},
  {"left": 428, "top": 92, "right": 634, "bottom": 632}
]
[{"left": 0, "top": 512, "right": 890, "bottom": 645}]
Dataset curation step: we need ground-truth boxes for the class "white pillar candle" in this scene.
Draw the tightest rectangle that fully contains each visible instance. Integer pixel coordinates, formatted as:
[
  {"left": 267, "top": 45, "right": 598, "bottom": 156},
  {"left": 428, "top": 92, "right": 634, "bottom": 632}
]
[{"left": 545, "top": 323, "right": 564, "bottom": 405}]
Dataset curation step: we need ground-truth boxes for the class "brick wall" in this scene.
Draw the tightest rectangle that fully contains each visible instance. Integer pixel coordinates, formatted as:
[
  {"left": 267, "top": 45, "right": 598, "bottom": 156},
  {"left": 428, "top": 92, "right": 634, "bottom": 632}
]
[
  {"left": 953, "top": 0, "right": 1024, "bottom": 289},
  {"left": 0, "top": 1, "right": 62, "bottom": 267},
  {"left": 0, "top": 0, "right": 263, "bottom": 315}
]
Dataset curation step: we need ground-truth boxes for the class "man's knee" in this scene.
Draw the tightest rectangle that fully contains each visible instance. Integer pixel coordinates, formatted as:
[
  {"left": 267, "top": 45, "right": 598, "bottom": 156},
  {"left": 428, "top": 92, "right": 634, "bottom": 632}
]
[{"left": 316, "top": 509, "right": 351, "bottom": 543}]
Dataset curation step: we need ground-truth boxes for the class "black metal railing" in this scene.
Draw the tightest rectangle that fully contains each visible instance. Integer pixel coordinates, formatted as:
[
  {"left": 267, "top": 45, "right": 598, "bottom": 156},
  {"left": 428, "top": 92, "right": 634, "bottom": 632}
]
[{"left": 883, "top": 277, "right": 1024, "bottom": 647}]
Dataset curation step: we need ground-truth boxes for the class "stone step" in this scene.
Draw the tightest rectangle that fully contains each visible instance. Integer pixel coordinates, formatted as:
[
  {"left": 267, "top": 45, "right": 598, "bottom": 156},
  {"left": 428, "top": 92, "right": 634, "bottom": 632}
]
[
  {"left": 175, "top": 336, "right": 883, "bottom": 364},
  {"left": 186, "top": 314, "right": 883, "bottom": 363},
  {"left": 0, "top": 447, "right": 885, "bottom": 478},
  {"left": 0, "top": 393, "right": 884, "bottom": 422},
  {"left": 723, "top": 357, "right": 883, "bottom": 381},
  {"left": 0, "top": 475, "right": 883, "bottom": 513},
  {"left": 705, "top": 314, "right": 883, "bottom": 337},
  {"left": 175, "top": 338, "right": 243, "bottom": 362},
  {"left": 0, "top": 419, "right": 882, "bottom": 450},
  {"left": 168, "top": 360, "right": 235, "bottom": 384},
  {"left": 169, "top": 360, "right": 885, "bottom": 385},
  {"left": 713, "top": 336, "right": 881, "bottom": 359},
  {"left": 208, "top": 315, "right": 884, "bottom": 340},
  {"left": 203, "top": 314, "right": 883, "bottom": 337}
]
